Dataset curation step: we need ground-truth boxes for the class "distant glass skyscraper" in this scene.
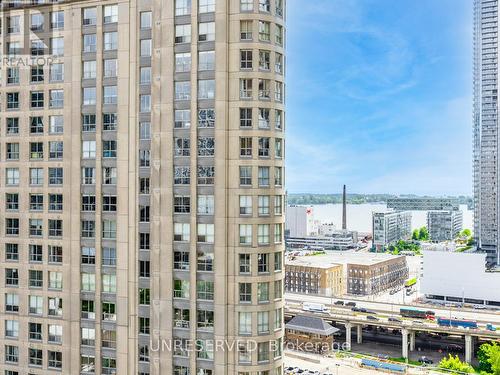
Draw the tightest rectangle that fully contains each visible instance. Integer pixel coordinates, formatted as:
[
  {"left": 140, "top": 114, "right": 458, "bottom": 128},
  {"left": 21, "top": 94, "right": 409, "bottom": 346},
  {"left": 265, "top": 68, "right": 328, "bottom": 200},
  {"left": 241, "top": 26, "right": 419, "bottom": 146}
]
[{"left": 473, "top": 0, "right": 500, "bottom": 265}]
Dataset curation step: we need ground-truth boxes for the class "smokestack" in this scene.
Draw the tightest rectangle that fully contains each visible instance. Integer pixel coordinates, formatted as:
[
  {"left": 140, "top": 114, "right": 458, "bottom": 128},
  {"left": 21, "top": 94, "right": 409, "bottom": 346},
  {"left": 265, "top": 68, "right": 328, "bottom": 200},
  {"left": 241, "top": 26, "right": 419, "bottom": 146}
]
[{"left": 342, "top": 185, "right": 347, "bottom": 230}]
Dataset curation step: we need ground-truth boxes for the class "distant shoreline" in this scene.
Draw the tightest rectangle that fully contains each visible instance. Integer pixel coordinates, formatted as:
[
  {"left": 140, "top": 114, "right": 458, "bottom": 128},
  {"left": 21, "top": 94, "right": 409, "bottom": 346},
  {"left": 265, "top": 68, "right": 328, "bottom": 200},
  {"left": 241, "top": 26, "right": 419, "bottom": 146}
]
[{"left": 287, "top": 194, "right": 473, "bottom": 206}]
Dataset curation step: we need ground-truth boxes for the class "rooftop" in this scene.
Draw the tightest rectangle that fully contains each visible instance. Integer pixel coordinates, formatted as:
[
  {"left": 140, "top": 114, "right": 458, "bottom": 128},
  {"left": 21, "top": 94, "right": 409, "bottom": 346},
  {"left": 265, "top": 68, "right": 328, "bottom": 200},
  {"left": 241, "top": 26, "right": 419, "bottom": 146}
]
[
  {"left": 285, "top": 251, "right": 405, "bottom": 267},
  {"left": 285, "top": 315, "right": 340, "bottom": 336}
]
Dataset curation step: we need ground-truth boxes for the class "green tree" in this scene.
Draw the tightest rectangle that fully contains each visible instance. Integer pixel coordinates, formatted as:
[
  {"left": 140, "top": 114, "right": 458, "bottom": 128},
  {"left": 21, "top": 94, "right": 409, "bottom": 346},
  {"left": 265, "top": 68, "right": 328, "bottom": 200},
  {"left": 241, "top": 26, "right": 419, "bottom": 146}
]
[
  {"left": 478, "top": 342, "right": 500, "bottom": 374},
  {"left": 461, "top": 228, "right": 472, "bottom": 237},
  {"left": 438, "top": 355, "right": 474, "bottom": 373},
  {"left": 418, "top": 227, "right": 429, "bottom": 241},
  {"left": 412, "top": 229, "right": 419, "bottom": 241}
]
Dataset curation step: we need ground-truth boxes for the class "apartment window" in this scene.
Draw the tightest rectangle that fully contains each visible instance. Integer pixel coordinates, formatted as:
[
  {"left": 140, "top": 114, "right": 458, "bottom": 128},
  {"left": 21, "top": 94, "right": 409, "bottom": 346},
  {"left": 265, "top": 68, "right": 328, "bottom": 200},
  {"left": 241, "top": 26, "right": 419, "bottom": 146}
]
[
  {"left": 82, "top": 167, "right": 96, "bottom": 185},
  {"left": 104, "top": 59, "right": 118, "bottom": 78},
  {"left": 140, "top": 149, "right": 150, "bottom": 167},
  {"left": 81, "top": 300, "right": 95, "bottom": 320},
  {"left": 175, "top": 81, "right": 191, "bottom": 100},
  {"left": 48, "top": 167, "right": 63, "bottom": 185},
  {"left": 239, "top": 254, "right": 251, "bottom": 274},
  {"left": 197, "top": 251, "right": 214, "bottom": 272},
  {"left": 197, "top": 309, "right": 214, "bottom": 331},
  {"left": 140, "top": 178, "right": 150, "bottom": 194},
  {"left": 275, "top": 52, "right": 283, "bottom": 73},
  {"left": 7, "top": 118, "right": 19, "bottom": 135},
  {"left": 139, "top": 122, "right": 151, "bottom": 139},
  {"left": 81, "top": 247, "right": 96, "bottom": 265},
  {"left": 31, "top": 13, "right": 44, "bottom": 31},
  {"left": 103, "top": 247, "right": 117, "bottom": 266},
  {"left": 139, "top": 260, "right": 150, "bottom": 277},
  {"left": 240, "top": 78, "right": 253, "bottom": 99},
  {"left": 30, "top": 66, "right": 44, "bottom": 83},
  {"left": 104, "top": 5, "right": 118, "bottom": 23},
  {"left": 258, "top": 224, "right": 270, "bottom": 245},
  {"left": 50, "top": 89, "right": 64, "bottom": 108},
  {"left": 51, "top": 37, "right": 64, "bottom": 56},
  {"left": 197, "top": 195, "right": 214, "bottom": 215},
  {"left": 241, "top": 20, "right": 253, "bottom": 40},
  {"left": 5, "top": 345, "right": 18, "bottom": 363},
  {"left": 241, "top": 0, "right": 253, "bottom": 11},
  {"left": 258, "top": 253, "right": 270, "bottom": 274},
  {"left": 239, "top": 137, "right": 252, "bottom": 157},
  {"left": 175, "top": 109, "right": 191, "bottom": 128},
  {"left": 49, "top": 115, "right": 64, "bottom": 134},
  {"left": 29, "top": 295, "right": 43, "bottom": 315},
  {"left": 103, "top": 140, "right": 117, "bottom": 158},
  {"left": 141, "top": 11, "right": 152, "bottom": 29},
  {"left": 8, "top": 16, "right": 21, "bottom": 33},
  {"left": 29, "top": 270, "right": 43, "bottom": 288},
  {"left": 275, "top": 81, "right": 283, "bottom": 102},
  {"left": 140, "top": 66, "right": 151, "bottom": 84},
  {"left": 83, "top": 60, "right": 97, "bottom": 79},
  {"left": 198, "top": 50, "right": 215, "bottom": 71},
  {"left": 259, "top": 79, "right": 271, "bottom": 100},
  {"left": 5, "top": 218, "right": 19, "bottom": 235},
  {"left": 257, "top": 311, "right": 269, "bottom": 334},
  {"left": 81, "top": 273, "right": 96, "bottom": 293},
  {"left": 30, "top": 91, "right": 44, "bottom": 109},
  {"left": 240, "top": 166, "right": 252, "bottom": 186},
  {"left": 198, "top": 79, "right": 215, "bottom": 99},
  {"left": 31, "top": 40, "right": 45, "bottom": 56},
  {"left": 48, "top": 219, "right": 63, "bottom": 237},
  {"left": 276, "top": 24, "right": 283, "bottom": 45},
  {"left": 5, "top": 244, "right": 19, "bottom": 261},
  {"left": 240, "top": 108, "right": 253, "bottom": 128},
  {"left": 196, "top": 280, "right": 214, "bottom": 300},
  {"left": 176, "top": 0, "right": 192, "bottom": 15},
  {"left": 6, "top": 92, "right": 19, "bottom": 109},
  {"left": 198, "top": 109, "right": 215, "bottom": 128},
  {"left": 174, "top": 251, "right": 190, "bottom": 270},
  {"left": 258, "top": 342, "right": 270, "bottom": 363},
  {"left": 175, "top": 24, "right": 191, "bottom": 44},
  {"left": 103, "top": 195, "right": 117, "bottom": 212},
  {"left": 139, "top": 205, "right": 150, "bottom": 222},
  {"left": 174, "top": 223, "right": 190, "bottom": 241},
  {"left": 199, "top": 22, "right": 215, "bottom": 41},
  {"left": 6, "top": 144, "right": 19, "bottom": 160},
  {"left": 197, "top": 166, "right": 215, "bottom": 185},
  {"left": 30, "top": 116, "right": 44, "bottom": 134},
  {"left": 48, "top": 246, "right": 63, "bottom": 263},
  {"left": 259, "top": 0, "right": 271, "bottom": 12},
  {"left": 199, "top": 0, "right": 215, "bottom": 13},
  {"left": 30, "top": 168, "right": 44, "bottom": 185},
  {"left": 239, "top": 195, "right": 252, "bottom": 215},
  {"left": 82, "top": 195, "right": 96, "bottom": 212},
  {"left": 258, "top": 195, "right": 270, "bottom": 215},
  {"left": 7, "top": 67, "right": 20, "bottom": 84},
  {"left": 83, "top": 7, "right": 97, "bottom": 26},
  {"left": 259, "top": 108, "right": 270, "bottom": 128},
  {"left": 29, "top": 245, "right": 43, "bottom": 262},
  {"left": 49, "top": 271, "right": 63, "bottom": 289},
  {"left": 103, "top": 113, "right": 117, "bottom": 131},
  {"left": 174, "top": 196, "right": 190, "bottom": 213},
  {"left": 102, "top": 301, "right": 116, "bottom": 321},
  {"left": 5, "top": 294, "right": 19, "bottom": 312},
  {"left": 83, "top": 34, "right": 97, "bottom": 52},
  {"left": 51, "top": 11, "right": 64, "bottom": 29},
  {"left": 103, "top": 167, "right": 117, "bottom": 184},
  {"left": 29, "top": 219, "right": 43, "bottom": 237},
  {"left": 83, "top": 87, "right": 97, "bottom": 106},
  {"left": 140, "top": 39, "right": 152, "bottom": 57},
  {"left": 103, "top": 86, "right": 117, "bottom": 104},
  {"left": 140, "top": 94, "right": 151, "bottom": 112},
  {"left": 6, "top": 168, "right": 19, "bottom": 186},
  {"left": 142, "top": 286, "right": 154, "bottom": 303},
  {"left": 274, "top": 195, "right": 282, "bottom": 215},
  {"left": 81, "top": 327, "right": 95, "bottom": 346},
  {"left": 102, "top": 274, "right": 117, "bottom": 293},
  {"left": 175, "top": 52, "right": 191, "bottom": 72},
  {"left": 198, "top": 137, "right": 215, "bottom": 156},
  {"left": 259, "top": 50, "right": 271, "bottom": 70},
  {"left": 5, "top": 320, "right": 19, "bottom": 338},
  {"left": 48, "top": 350, "right": 62, "bottom": 369},
  {"left": 239, "top": 312, "right": 252, "bottom": 335},
  {"left": 102, "top": 357, "right": 117, "bottom": 374},
  {"left": 6, "top": 268, "right": 19, "bottom": 286},
  {"left": 239, "top": 283, "right": 252, "bottom": 303},
  {"left": 81, "top": 220, "right": 95, "bottom": 238},
  {"left": 258, "top": 21, "right": 271, "bottom": 42},
  {"left": 275, "top": 166, "right": 283, "bottom": 186},
  {"left": 104, "top": 32, "right": 118, "bottom": 50},
  {"left": 241, "top": 50, "right": 253, "bottom": 69},
  {"left": 49, "top": 324, "right": 63, "bottom": 343},
  {"left": 239, "top": 224, "right": 252, "bottom": 245},
  {"left": 258, "top": 137, "right": 270, "bottom": 157},
  {"left": 257, "top": 282, "right": 270, "bottom": 303},
  {"left": 102, "top": 220, "right": 117, "bottom": 239},
  {"left": 275, "top": 109, "right": 283, "bottom": 130},
  {"left": 197, "top": 224, "right": 214, "bottom": 243}
]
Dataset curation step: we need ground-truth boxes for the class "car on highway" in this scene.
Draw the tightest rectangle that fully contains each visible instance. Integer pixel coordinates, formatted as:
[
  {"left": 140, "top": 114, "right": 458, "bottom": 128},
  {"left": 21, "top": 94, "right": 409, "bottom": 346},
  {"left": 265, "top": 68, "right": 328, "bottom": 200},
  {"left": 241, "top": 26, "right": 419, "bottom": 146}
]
[
  {"left": 346, "top": 302, "right": 356, "bottom": 307},
  {"left": 389, "top": 289, "right": 399, "bottom": 295},
  {"left": 412, "top": 320, "right": 424, "bottom": 325},
  {"left": 487, "top": 323, "right": 497, "bottom": 331},
  {"left": 334, "top": 300, "right": 344, "bottom": 306},
  {"left": 388, "top": 317, "right": 402, "bottom": 323},
  {"left": 367, "top": 315, "right": 379, "bottom": 321},
  {"left": 473, "top": 304, "right": 487, "bottom": 310},
  {"left": 418, "top": 356, "right": 434, "bottom": 365},
  {"left": 351, "top": 307, "right": 360, "bottom": 312}
]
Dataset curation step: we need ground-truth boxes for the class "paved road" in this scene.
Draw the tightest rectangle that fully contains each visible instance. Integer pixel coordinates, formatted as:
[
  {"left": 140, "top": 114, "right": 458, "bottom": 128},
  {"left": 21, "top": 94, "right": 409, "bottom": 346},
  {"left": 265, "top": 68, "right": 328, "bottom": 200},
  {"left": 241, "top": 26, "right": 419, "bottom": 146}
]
[{"left": 286, "top": 292, "right": 500, "bottom": 325}]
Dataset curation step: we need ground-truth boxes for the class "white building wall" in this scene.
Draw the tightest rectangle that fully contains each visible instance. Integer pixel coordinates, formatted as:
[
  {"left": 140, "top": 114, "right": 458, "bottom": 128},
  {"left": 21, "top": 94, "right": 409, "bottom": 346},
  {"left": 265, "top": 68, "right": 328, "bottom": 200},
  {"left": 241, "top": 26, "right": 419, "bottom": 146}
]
[{"left": 286, "top": 205, "right": 314, "bottom": 237}]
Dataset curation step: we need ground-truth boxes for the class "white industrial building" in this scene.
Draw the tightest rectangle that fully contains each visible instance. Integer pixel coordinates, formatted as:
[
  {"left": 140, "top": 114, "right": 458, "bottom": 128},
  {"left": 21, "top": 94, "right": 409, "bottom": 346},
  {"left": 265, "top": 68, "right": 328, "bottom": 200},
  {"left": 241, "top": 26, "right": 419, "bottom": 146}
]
[
  {"left": 285, "top": 205, "right": 316, "bottom": 237},
  {"left": 427, "top": 210, "right": 463, "bottom": 242},
  {"left": 372, "top": 210, "right": 412, "bottom": 251},
  {"left": 421, "top": 251, "right": 500, "bottom": 305}
]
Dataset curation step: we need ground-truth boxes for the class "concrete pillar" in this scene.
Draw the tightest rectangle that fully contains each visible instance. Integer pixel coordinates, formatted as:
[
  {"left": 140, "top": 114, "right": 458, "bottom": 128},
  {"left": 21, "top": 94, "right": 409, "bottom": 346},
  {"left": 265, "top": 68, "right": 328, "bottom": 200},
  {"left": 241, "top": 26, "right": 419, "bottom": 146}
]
[
  {"left": 409, "top": 330, "right": 415, "bottom": 351},
  {"left": 357, "top": 324, "right": 363, "bottom": 344},
  {"left": 402, "top": 328, "right": 409, "bottom": 359},
  {"left": 465, "top": 335, "right": 472, "bottom": 363},
  {"left": 345, "top": 322, "right": 352, "bottom": 350}
]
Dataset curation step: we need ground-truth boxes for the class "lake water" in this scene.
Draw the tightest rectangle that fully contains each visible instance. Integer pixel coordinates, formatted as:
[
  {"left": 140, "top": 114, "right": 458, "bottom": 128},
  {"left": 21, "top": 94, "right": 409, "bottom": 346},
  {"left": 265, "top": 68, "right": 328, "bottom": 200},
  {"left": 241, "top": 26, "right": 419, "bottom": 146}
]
[{"left": 310, "top": 203, "right": 473, "bottom": 233}]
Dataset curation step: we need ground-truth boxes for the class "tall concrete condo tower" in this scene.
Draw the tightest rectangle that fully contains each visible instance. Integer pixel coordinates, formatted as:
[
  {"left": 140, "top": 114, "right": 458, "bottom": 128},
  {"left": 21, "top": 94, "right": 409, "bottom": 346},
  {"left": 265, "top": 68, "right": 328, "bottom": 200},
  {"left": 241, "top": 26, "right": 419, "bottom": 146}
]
[
  {"left": 0, "top": 0, "right": 286, "bottom": 374},
  {"left": 342, "top": 184, "right": 347, "bottom": 230},
  {"left": 473, "top": 0, "right": 500, "bottom": 265}
]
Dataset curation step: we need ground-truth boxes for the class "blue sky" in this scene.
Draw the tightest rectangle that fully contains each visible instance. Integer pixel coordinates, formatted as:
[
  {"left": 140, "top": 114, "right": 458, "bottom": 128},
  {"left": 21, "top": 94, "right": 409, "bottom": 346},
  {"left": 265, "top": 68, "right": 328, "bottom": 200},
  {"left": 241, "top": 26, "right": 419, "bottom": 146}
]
[{"left": 285, "top": 0, "right": 473, "bottom": 195}]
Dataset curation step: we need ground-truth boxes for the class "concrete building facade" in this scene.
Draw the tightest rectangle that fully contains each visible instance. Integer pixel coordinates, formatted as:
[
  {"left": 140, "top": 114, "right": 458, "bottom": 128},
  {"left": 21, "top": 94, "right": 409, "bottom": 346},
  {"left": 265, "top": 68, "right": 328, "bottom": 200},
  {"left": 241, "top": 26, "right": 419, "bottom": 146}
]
[
  {"left": 284, "top": 258, "right": 343, "bottom": 297},
  {"left": 372, "top": 211, "right": 412, "bottom": 251},
  {"left": 0, "top": 0, "right": 286, "bottom": 374},
  {"left": 386, "top": 197, "right": 459, "bottom": 211},
  {"left": 473, "top": 0, "right": 500, "bottom": 265},
  {"left": 427, "top": 210, "right": 463, "bottom": 242},
  {"left": 285, "top": 205, "right": 314, "bottom": 238}
]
